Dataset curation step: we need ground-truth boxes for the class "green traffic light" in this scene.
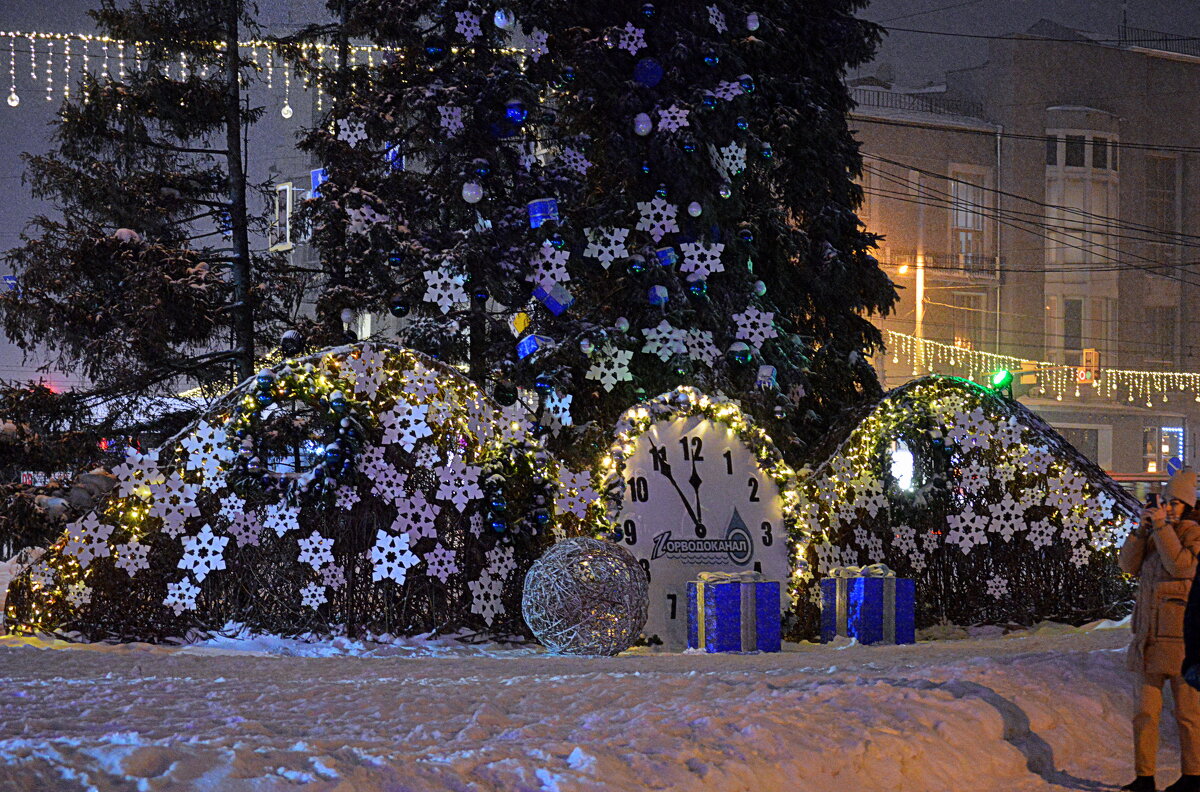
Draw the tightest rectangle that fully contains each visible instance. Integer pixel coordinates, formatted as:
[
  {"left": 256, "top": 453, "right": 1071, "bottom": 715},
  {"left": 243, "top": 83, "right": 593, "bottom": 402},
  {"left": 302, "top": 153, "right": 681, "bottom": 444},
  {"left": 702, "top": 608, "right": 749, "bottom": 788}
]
[{"left": 990, "top": 369, "right": 1013, "bottom": 389}]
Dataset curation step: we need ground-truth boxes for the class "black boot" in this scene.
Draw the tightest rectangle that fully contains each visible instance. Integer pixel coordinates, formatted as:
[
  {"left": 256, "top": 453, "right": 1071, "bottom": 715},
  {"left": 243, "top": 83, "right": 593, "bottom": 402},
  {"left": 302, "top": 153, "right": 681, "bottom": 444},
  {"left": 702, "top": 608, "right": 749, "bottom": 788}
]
[
  {"left": 1123, "top": 777, "right": 1156, "bottom": 792},
  {"left": 1164, "top": 775, "right": 1200, "bottom": 792}
]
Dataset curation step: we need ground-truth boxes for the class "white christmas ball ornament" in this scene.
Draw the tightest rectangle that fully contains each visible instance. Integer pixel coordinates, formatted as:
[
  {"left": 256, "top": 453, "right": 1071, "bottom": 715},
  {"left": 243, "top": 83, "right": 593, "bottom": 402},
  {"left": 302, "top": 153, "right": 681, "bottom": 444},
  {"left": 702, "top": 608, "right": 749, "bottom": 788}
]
[
  {"left": 494, "top": 8, "right": 515, "bottom": 29},
  {"left": 747, "top": 12, "right": 761, "bottom": 31},
  {"left": 633, "top": 112, "right": 653, "bottom": 136},
  {"left": 522, "top": 538, "right": 649, "bottom": 656},
  {"left": 615, "top": 317, "right": 631, "bottom": 333},
  {"left": 340, "top": 308, "right": 355, "bottom": 324},
  {"left": 281, "top": 103, "right": 293, "bottom": 119},
  {"left": 687, "top": 201, "right": 703, "bottom": 217},
  {"left": 7, "top": 92, "right": 18, "bottom": 107},
  {"left": 462, "top": 182, "right": 484, "bottom": 203}
]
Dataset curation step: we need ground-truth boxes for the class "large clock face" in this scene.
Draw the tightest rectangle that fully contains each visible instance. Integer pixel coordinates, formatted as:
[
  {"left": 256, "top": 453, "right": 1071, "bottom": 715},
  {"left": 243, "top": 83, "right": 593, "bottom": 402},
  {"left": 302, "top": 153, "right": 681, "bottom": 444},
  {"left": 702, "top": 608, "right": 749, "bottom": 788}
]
[{"left": 616, "top": 414, "right": 789, "bottom": 649}]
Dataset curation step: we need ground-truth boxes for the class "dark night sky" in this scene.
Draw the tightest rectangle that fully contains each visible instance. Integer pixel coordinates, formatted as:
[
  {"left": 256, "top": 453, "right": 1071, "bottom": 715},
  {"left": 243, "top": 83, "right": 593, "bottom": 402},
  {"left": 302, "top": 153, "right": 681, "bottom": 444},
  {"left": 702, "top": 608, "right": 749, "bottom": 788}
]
[{"left": 0, "top": 0, "right": 1198, "bottom": 383}]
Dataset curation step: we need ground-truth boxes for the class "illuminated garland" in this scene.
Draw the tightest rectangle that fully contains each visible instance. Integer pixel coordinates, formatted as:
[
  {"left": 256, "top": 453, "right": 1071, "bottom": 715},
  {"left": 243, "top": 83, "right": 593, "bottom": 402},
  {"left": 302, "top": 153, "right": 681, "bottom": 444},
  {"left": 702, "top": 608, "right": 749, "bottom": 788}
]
[
  {"left": 886, "top": 329, "right": 1200, "bottom": 406},
  {"left": 593, "top": 385, "right": 806, "bottom": 571}
]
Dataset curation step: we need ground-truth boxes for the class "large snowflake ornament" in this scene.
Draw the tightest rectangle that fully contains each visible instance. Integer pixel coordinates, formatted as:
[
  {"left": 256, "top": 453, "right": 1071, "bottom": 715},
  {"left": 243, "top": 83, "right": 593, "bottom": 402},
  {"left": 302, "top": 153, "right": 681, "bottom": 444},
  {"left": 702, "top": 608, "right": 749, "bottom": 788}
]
[
  {"left": 381, "top": 402, "right": 433, "bottom": 452},
  {"left": 641, "top": 320, "right": 689, "bottom": 362},
  {"left": 711, "top": 142, "right": 747, "bottom": 180},
  {"left": 713, "top": 80, "right": 742, "bottom": 101},
  {"left": 435, "top": 459, "right": 484, "bottom": 512},
  {"left": 528, "top": 28, "right": 549, "bottom": 61},
  {"left": 345, "top": 344, "right": 389, "bottom": 401},
  {"left": 986, "top": 575, "right": 1009, "bottom": 599},
  {"left": 335, "top": 485, "right": 361, "bottom": 511},
  {"left": 370, "top": 529, "right": 420, "bottom": 584},
  {"left": 707, "top": 4, "right": 727, "bottom": 32},
  {"left": 263, "top": 501, "right": 301, "bottom": 537},
  {"left": 686, "top": 329, "right": 721, "bottom": 367},
  {"left": 62, "top": 513, "right": 114, "bottom": 570},
  {"left": 679, "top": 241, "right": 725, "bottom": 281},
  {"left": 66, "top": 582, "right": 92, "bottom": 609},
  {"left": 945, "top": 508, "right": 988, "bottom": 554},
  {"left": 733, "top": 306, "right": 778, "bottom": 350},
  {"left": 320, "top": 561, "right": 346, "bottom": 590},
  {"left": 527, "top": 242, "right": 571, "bottom": 290},
  {"left": 369, "top": 461, "right": 408, "bottom": 504},
  {"left": 424, "top": 543, "right": 458, "bottom": 582},
  {"left": 558, "top": 146, "right": 592, "bottom": 175},
  {"left": 469, "top": 573, "right": 504, "bottom": 626},
  {"left": 657, "top": 104, "right": 690, "bottom": 133},
  {"left": 300, "top": 582, "right": 328, "bottom": 609},
  {"left": 423, "top": 266, "right": 468, "bottom": 314},
  {"left": 586, "top": 344, "right": 634, "bottom": 392},
  {"left": 181, "top": 421, "right": 237, "bottom": 480},
  {"left": 336, "top": 118, "right": 366, "bottom": 146},
  {"left": 636, "top": 196, "right": 680, "bottom": 241},
  {"left": 438, "top": 105, "right": 464, "bottom": 135},
  {"left": 556, "top": 468, "right": 600, "bottom": 518},
  {"left": 151, "top": 473, "right": 201, "bottom": 538},
  {"left": 298, "top": 530, "right": 336, "bottom": 570},
  {"left": 1019, "top": 445, "right": 1055, "bottom": 476},
  {"left": 114, "top": 540, "right": 150, "bottom": 577},
  {"left": 583, "top": 227, "right": 630, "bottom": 269},
  {"left": 227, "top": 510, "right": 262, "bottom": 547},
  {"left": 112, "top": 448, "right": 163, "bottom": 499},
  {"left": 164, "top": 578, "right": 200, "bottom": 615},
  {"left": 401, "top": 364, "right": 440, "bottom": 402},
  {"left": 218, "top": 493, "right": 247, "bottom": 524},
  {"left": 454, "top": 10, "right": 482, "bottom": 40},
  {"left": 178, "top": 524, "right": 229, "bottom": 583},
  {"left": 1027, "top": 518, "right": 1056, "bottom": 549},
  {"left": 393, "top": 490, "right": 438, "bottom": 541},
  {"left": 347, "top": 204, "right": 388, "bottom": 236},
  {"left": 618, "top": 21, "right": 646, "bottom": 54}
]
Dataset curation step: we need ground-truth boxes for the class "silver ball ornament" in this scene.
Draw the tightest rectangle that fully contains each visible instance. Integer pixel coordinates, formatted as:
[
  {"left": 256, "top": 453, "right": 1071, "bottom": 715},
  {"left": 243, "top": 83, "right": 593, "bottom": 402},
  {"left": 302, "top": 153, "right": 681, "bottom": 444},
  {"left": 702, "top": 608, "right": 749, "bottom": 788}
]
[
  {"left": 462, "top": 182, "right": 484, "bottom": 203},
  {"left": 633, "top": 112, "right": 653, "bottom": 136},
  {"left": 687, "top": 201, "right": 703, "bottom": 217}
]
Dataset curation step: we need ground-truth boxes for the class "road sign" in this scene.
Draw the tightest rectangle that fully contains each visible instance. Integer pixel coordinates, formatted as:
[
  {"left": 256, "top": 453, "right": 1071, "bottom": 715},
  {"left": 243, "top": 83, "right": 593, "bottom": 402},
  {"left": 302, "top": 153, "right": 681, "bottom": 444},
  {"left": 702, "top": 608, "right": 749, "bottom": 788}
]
[{"left": 1168, "top": 456, "right": 1183, "bottom": 476}]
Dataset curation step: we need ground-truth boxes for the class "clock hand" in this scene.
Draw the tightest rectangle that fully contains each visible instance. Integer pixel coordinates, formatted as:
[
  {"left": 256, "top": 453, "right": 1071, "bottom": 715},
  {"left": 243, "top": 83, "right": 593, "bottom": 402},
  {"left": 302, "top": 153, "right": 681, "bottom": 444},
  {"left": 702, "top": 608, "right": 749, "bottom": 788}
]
[
  {"left": 647, "top": 440, "right": 702, "bottom": 528},
  {"left": 688, "top": 457, "right": 703, "bottom": 527}
]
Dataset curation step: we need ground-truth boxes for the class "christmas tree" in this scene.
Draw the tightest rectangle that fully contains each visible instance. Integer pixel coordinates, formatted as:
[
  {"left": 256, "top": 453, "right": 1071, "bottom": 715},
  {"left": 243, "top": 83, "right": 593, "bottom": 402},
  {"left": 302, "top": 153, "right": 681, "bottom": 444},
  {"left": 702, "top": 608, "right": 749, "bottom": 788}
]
[
  {"left": 301, "top": 0, "right": 895, "bottom": 465},
  {"left": 1, "top": 0, "right": 297, "bottom": 447}
]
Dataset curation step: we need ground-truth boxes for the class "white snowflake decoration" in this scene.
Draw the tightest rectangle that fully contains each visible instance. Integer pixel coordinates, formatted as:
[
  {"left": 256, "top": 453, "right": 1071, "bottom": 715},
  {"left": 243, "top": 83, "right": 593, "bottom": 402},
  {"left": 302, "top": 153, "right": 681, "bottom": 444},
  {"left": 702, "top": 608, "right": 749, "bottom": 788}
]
[
  {"left": 713, "top": 80, "right": 742, "bottom": 101},
  {"left": 435, "top": 459, "right": 484, "bottom": 512},
  {"left": 393, "top": 490, "right": 438, "bottom": 541},
  {"left": 657, "top": 104, "right": 690, "bottom": 133},
  {"left": 1027, "top": 518, "right": 1056, "bottom": 549},
  {"left": 180, "top": 421, "right": 237, "bottom": 480},
  {"left": 227, "top": 511, "right": 262, "bottom": 547},
  {"left": 402, "top": 364, "right": 440, "bottom": 402},
  {"left": 488, "top": 544, "right": 517, "bottom": 580},
  {"left": 959, "top": 460, "right": 990, "bottom": 494},
  {"left": 641, "top": 320, "right": 689, "bottom": 362},
  {"left": 424, "top": 543, "right": 459, "bottom": 582},
  {"left": 262, "top": 501, "right": 301, "bottom": 538},
  {"left": 543, "top": 390, "right": 573, "bottom": 433},
  {"left": 413, "top": 443, "right": 441, "bottom": 469},
  {"left": 61, "top": 513, "right": 114, "bottom": 570},
  {"left": 320, "top": 562, "right": 346, "bottom": 590},
  {"left": 707, "top": 4, "right": 727, "bottom": 32},
  {"left": 618, "top": 21, "right": 646, "bottom": 54},
  {"left": 298, "top": 530, "right": 336, "bottom": 570},
  {"left": 986, "top": 575, "right": 1009, "bottom": 599},
  {"left": 149, "top": 473, "right": 201, "bottom": 538},
  {"left": 218, "top": 493, "right": 246, "bottom": 524},
  {"left": 469, "top": 573, "right": 504, "bottom": 625},
  {"left": 178, "top": 524, "right": 229, "bottom": 583},
  {"left": 65, "top": 582, "right": 92, "bottom": 609},
  {"left": 164, "top": 578, "right": 200, "bottom": 615},
  {"left": 528, "top": 28, "right": 549, "bottom": 62},
  {"left": 454, "top": 10, "right": 482, "bottom": 40},
  {"left": 945, "top": 508, "right": 988, "bottom": 554},
  {"left": 711, "top": 141, "right": 747, "bottom": 180},
  {"left": 679, "top": 241, "right": 725, "bottom": 281},
  {"left": 586, "top": 345, "right": 634, "bottom": 392},
  {"left": 558, "top": 146, "right": 592, "bottom": 175},
  {"left": 348, "top": 204, "right": 388, "bottom": 236},
  {"left": 337, "top": 118, "right": 366, "bottom": 146},
  {"left": 345, "top": 344, "right": 389, "bottom": 401},
  {"left": 114, "top": 540, "right": 150, "bottom": 577},
  {"left": 635, "top": 196, "right": 680, "bottom": 242},
  {"left": 555, "top": 468, "right": 599, "bottom": 518},
  {"left": 527, "top": 242, "right": 571, "bottom": 290},
  {"left": 335, "top": 485, "right": 361, "bottom": 511},
  {"left": 685, "top": 329, "right": 721, "bottom": 367},
  {"left": 370, "top": 529, "right": 420, "bottom": 584},
  {"left": 1070, "top": 543, "right": 1092, "bottom": 567},
  {"left": 1019, "top": 446, "right": 1055, "bottom": 476},
  {"left": 300, "top": 582, "right": 328, "bottom": 609},
  {"left": 28, "top": 562, "right": 55, "bottom": 590},
  {"left": 381, "top": 402, "right": 433, "bottom": 452},
  {"left": 583, "top": 227, "right": 630, "bottom": 269},
  {"left": 423, "top": 266, "right": 468, "bottom": 314},
  {"left": 993, "top": 417, "right": 1025, "bottom": 448},
  {"left": 369, "top": 461, "right": 408, "bottom": 504},
  {"left": 112, "top": 448, "right": 163, "bottom": 499},
  {"left": 439, "top": 105, "right": 464, "bottom": 136},
  {"left": 733, "top": 306, "right": 778, "bottom": 350}
]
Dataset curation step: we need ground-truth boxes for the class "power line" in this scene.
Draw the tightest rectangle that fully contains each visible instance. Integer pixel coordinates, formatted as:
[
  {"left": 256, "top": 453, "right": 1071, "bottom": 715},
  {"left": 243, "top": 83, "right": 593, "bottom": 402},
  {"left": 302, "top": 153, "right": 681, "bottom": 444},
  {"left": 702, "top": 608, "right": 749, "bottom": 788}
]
[
  {"left": 876, "top": 1, "right": 988, "bottom": 24},
  {"left": 882, "top": 25, "right": 1200, "bottom": 44}
]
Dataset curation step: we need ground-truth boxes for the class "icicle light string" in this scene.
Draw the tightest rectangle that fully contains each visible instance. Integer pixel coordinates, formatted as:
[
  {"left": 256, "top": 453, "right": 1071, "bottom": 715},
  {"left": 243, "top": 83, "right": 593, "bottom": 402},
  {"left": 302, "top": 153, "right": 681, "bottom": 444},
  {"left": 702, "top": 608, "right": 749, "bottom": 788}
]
[{"left": 885, "top": 330, "right": 1200, "bottom": 405}]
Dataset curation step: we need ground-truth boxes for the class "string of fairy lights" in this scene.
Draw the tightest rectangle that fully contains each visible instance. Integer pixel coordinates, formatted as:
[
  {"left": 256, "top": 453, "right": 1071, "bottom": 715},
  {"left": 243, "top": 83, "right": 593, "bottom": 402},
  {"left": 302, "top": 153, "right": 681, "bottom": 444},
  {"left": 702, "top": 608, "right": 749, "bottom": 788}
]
[
  {"left": 1, "top": 29, "right": 395, "bottom": 117},
  {"left": 884, "top": 329, "right": 1200, "bottom": 406}
]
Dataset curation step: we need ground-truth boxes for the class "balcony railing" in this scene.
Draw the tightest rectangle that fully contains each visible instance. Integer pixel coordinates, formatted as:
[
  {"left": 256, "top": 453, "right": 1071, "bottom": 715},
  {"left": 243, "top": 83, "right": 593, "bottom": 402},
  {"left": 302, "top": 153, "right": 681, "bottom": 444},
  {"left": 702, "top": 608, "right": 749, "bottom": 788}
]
[
  {"left": 873, "top": 248, "right": 1000, "bottom": 279},
  {"left": 851, "top": 88, "right": 985, "bottom": 120},
  {"left": 1119, "top": 25, "right": 1200, "bottom": 58}
]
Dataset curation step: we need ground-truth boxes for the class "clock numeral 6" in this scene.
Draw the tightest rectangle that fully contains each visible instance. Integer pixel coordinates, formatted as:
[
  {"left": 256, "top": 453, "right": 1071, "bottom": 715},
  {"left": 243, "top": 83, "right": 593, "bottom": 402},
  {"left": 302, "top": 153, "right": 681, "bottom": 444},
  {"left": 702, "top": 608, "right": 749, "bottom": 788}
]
[
  {"left": 638, "top": 558, "right": 651, "bottom": 583},
  {"left": 761, "top": 521, "right": 773, "bottom": 546},
  {"left": 623, "top": 519, "right": 637, "bottom": 545},
  {"left": 747, "top": 476, "right": 760, "bottom": 502},
  {"left": 678, "top": 436, "right": 704, "bottom": 462},
  {"left": 627, "top": 476, "right": 650, "bottom": 502}
]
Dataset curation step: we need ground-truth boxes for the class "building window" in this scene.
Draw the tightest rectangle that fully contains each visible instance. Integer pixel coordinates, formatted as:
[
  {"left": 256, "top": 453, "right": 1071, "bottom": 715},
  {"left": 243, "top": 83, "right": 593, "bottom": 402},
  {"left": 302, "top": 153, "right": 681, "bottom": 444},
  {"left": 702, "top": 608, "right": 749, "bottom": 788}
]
[
  {"left": 1145, "top": 426, "right": 1185, "bottom": 473},
  {"left": 1060, "top": 427, "right": 1100, "bottom": 465},
  {"left": 951, "top": 292, "right": 984, "bottom": 350},
  {"left": 1046, "top": 135, "right": 1058, "bottom": 166},
  {"left": 271, "top": 182, "right": 294, "bottom": 251},
  {"left": 1092, "top": 137, "right": 1108, "bottom": 169},
  {"left": 1065, "top": 135, "right": 1086, "bottom": 167},
  {"left": 1063, "top": 298, "right": 1083, "bottom": 351},
  {"left": 1146, "top": 156, "right": 1179, "bottom": 263},
  {"left": 950, "top": 170, "right": 985, "bottom": 267},
  {"left": 1149, "top": 305, "right": 1178, "bottom": 363}
]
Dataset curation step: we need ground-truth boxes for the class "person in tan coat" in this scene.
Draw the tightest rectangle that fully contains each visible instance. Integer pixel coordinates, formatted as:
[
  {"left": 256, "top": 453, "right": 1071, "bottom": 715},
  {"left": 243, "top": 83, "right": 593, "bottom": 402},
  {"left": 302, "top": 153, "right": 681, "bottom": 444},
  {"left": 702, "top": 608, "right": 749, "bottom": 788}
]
[{"left": 1120, "top": 468, "right": 1200, "bottom": 792}]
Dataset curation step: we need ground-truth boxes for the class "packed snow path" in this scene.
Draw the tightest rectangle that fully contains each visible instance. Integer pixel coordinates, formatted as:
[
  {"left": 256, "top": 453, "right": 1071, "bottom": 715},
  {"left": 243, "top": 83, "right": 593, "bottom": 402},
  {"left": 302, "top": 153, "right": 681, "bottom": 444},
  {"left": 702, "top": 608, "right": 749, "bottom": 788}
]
[{"left": 0, "top": 625, "right": 1165, "bottom": 791}]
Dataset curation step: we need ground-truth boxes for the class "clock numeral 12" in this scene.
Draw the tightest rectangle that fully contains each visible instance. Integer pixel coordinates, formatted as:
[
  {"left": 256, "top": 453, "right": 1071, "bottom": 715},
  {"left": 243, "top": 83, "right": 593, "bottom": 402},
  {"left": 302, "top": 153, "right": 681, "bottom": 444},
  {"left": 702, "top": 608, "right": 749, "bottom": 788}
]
[
  {"left": 678, "top": 436, "right": 704, "bottom": 461},
  {"left": 628, "top": 476, "right": 650, "bottom": 502},
  {"left": 667, "top": 593, "right": 677, "bottom": 619}
]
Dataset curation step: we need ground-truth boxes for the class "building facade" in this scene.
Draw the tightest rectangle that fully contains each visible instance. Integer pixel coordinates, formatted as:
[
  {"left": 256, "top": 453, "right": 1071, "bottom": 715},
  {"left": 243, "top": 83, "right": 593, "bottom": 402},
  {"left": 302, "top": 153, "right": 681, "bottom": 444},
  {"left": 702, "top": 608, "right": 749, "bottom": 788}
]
[{"left": 854, "top": 22, "right": 1200, "bottom": 480}]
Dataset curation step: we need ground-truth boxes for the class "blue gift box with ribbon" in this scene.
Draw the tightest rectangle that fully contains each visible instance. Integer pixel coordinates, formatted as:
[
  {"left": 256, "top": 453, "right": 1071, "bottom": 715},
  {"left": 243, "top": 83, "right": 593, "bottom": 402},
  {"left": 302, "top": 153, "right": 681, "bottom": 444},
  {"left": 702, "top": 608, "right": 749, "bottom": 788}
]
[
  {"left": 687, "top": 571, "right": 782, "bottom": 653},
  {"left": 820, "top": 564, "right": 915, "bottom": 645}
]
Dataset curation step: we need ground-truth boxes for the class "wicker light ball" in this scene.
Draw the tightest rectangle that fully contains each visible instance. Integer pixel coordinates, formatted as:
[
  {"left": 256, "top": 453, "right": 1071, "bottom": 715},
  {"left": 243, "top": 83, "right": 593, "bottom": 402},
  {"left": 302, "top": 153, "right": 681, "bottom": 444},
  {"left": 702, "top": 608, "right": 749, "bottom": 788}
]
[{"left": 522, "top": 537, "right": 649, "bottom": 656}]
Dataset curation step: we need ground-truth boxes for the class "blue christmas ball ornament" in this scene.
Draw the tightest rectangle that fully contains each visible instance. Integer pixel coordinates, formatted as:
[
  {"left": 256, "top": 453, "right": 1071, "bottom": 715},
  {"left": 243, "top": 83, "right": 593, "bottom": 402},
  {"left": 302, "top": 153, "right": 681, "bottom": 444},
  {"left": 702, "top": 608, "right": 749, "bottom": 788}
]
[
  {"left": 490, "top": 496, "right": 507, "bottom": 512},
  {"left": 534, "top": 375, "right": 554, "bottom": 393},
  {"left": 701, "top": 92, "right": 718, "bottom": 110},
  {"left": 655, "top": 184, "right": 668, "bottom": 199},
  {"left": 505, "top": 98, "right": 528, "bottom": 124},
  {"left": 534, "top": 510, "right": 551, "bottom": 526},
  {"left": 641, "top": 160, "right": 652, "bottom": 174},
  {"left": 473, "top": 158, "right": 490, "bottom": 177},
  {"left": 648, "top": 284, "right": 669, "bottom": 305},
  {"left": 704, "top": 52, "right": 719, "bottom": 66},
  {"left": 739, "top": 74, "right": 756, "bottom": 93},
  {"left": 628, "top": 255, "right": 648, "bottom": 274},
  {"left": 642, "top": 3, "right": 655, "bottom": 17},
  {"left": 682, "top": 140, "right": 696, "bottom": 153},
  {"left": 329, "top": 390, "right": 349, "bottom": 414},
  {"left": 548, "top": 232, "right": 566, "bottom": 249},
  {"left": 736, "top": 116, "right": 749, "bottom": 131},
  {"left": 424, "top": 37, "right": 446, "bottom": 58},
  {"left": 562, "top": 66, "right": 576, "bottom": 82},
  {"left": 255, "top": 391, "right": 274, "bottom": 407},
  {"left": 491, "top": 518, "right": 508, "bottom": 533},
  {"left": 760, "top": 142, "right": 774, "bottom": 159},
  {"left": 634, "top": 58, "right": 664, "bottom": 88},
  {"left": 753, "top": 279, "right": 767, "bottom": 296},
  {"left": 688, "top": 279, "right": 708, "bottom": 296},
  {"left": 739, "top": 227, "right": 754, "bottom": 243},
  {"left": 728, "top": 341, "right": 753, "bottom": 364},
  {"left": 323, "top": 442, "right": 344, "bottom": 465},
  {"left": 494, "top": 8, "right": 515, "bottom": 29},
  {"left": 256, "top": 369, "right": 276, "bottom": 390},
  {"left": 719, "top": 183, "right": 733, "bottom": 199}
]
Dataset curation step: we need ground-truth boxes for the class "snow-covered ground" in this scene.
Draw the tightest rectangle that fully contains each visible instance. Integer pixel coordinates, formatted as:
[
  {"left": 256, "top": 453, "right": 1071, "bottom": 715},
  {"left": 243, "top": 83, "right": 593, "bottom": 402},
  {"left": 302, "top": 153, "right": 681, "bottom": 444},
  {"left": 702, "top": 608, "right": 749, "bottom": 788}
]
[{"left": 0, "top": 620, "right": 1170, "bottom": 791}]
